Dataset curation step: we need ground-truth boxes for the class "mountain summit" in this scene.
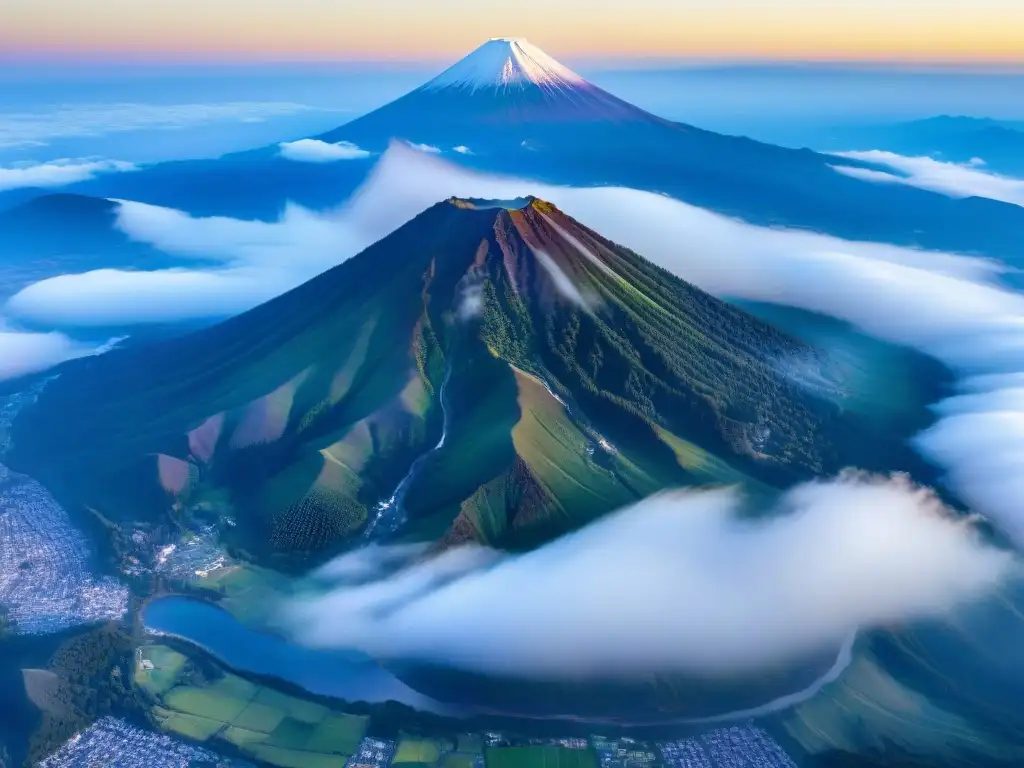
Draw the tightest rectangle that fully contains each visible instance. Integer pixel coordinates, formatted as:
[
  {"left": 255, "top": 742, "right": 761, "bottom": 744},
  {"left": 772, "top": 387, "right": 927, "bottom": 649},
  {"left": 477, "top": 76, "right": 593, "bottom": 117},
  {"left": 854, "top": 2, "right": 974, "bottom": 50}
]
[
  {"left": 8, "top": 197, "right": 931, "bottom": 565},
  {"left": 422, "top": 38, "right": 587, "bottom": 93},
  {"left": 319, "top": 39, "right": 653, "bottom": 148}
]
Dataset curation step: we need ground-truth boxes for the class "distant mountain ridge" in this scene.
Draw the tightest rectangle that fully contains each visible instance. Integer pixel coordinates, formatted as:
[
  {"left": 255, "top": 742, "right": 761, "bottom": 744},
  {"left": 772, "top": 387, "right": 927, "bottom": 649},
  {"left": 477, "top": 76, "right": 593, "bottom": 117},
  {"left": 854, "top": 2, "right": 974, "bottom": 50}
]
[
  {"left": 7, "top": 197, "right": 937, "bottom": 566},
  {"left": 0, "top": 194, "right": 180, "bottom": 299},
  {"left": 814, "top": 115, "right": 1024, "bottom": 176}
]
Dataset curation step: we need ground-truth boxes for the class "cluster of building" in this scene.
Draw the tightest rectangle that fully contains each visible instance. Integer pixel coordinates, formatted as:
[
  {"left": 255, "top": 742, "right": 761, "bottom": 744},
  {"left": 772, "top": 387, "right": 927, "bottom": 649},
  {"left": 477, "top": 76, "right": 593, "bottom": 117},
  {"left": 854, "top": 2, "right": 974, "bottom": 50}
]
[
  {"left": 550, "top": 738, "right": 589, "bottom": 750},
  {"left": 0, "top": 465, "right": 128, "bottom": 635},
  {"left": 39, "top": 718, "right": 799, "bottom": 768},
  {"left": 0, "top": 380, "right": 127, "bottom": 635},
  {"left": 659, "top": 725, "right": 797, "bottom": 768},
  {"left": 153, "top": 525, "right": 230, "bottom": 581},
  {"left": 592, "top": 736, "right": 660, "bottom": 768},
  {"left": 38, "top": 717, "right": 250, "bottom": 767},
  {"left": 659, "top": 739, "right": 713, "bottom": 768},
  {"left": 118, "top": 523, "right": 231, "bottom": 583},
  {"left": 346, "top": 736, "right": 398, "bottom": 768}
]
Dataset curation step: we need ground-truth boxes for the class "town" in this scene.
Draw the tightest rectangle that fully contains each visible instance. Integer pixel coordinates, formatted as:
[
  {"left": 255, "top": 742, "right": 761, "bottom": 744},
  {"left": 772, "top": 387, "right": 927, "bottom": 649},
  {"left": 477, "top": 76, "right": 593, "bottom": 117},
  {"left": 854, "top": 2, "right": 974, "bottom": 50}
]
[
  {"left": 0, "top": 464, "right": 129, "bottom": 635},
  {"left": 40, "top": 721, "right": 799, "bottom": 768},
  {"left": 38, "top": 717, "right": 250, "bottom": 767},
  {"left": 0, "top": 381, "right": 128, "bottom": 635}
]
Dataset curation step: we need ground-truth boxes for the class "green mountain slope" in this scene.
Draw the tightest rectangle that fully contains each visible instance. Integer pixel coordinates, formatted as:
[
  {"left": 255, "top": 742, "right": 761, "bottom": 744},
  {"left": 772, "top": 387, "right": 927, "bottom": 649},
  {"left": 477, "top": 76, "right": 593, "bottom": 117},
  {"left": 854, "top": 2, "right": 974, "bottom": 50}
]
[{"left": 6, "top": 197, "right": 937, "bottom": 566}]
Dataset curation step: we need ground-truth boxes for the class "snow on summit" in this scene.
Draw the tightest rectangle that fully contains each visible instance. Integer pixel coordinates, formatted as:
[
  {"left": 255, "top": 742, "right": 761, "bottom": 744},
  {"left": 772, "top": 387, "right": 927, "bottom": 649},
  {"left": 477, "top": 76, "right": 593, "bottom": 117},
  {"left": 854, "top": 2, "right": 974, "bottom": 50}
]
[{"left": 424, "top": 38, "right": 587, "bottom": 93}]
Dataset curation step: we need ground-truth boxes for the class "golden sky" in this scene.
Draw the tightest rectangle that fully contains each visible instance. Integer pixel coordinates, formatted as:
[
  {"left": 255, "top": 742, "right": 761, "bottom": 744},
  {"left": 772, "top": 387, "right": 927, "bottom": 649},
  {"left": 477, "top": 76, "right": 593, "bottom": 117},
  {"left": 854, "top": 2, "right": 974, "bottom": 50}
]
[{"left": 4, "top": 0, "right": 1024, "bottom": 63}]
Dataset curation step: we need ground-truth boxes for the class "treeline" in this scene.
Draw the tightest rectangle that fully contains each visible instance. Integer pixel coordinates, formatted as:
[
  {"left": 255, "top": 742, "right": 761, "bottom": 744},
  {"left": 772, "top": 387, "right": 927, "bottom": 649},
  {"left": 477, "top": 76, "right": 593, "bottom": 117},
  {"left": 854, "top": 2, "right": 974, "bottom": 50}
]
[
  {"left": 475, "top": 223, "right": 840, "bottom": 484},
  {"left": 25, "top": 624, "right": 141, "bottom": 766}
]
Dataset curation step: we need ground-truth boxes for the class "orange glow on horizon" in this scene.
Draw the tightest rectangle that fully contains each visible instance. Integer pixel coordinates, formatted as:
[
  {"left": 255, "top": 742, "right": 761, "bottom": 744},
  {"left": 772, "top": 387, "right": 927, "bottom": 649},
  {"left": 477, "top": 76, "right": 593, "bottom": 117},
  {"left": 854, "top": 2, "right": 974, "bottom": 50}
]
[{"left": 3, "top": 3, "right": 1024, "bottom": 65}]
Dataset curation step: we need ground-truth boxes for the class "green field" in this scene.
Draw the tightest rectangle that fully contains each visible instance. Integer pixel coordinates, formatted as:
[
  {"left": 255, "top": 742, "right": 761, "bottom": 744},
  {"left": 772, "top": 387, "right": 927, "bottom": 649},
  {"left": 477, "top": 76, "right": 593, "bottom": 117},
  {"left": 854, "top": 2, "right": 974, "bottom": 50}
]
[
  {"left": 223, "top": 726, "right": 270, "bottom": 749},
  {"left": 251, "top": 744, "right": 351, "bottom": 768},
  {"left": 444, "top": 753, "right": 481, "bottom": 768},
  {"left": 134, "top": 646, "right": 189, "bottom": 697},
  {"left": 233, "top": 700, "right": 286, "bottom": 732},
  {"left": 161, "top": 712, "right": 225, "bottom": 741},
  {"left": 486, "top": 747, "right": 597, "bottom": 768},
  {"left": 395, "top": 738, "right": 443, "bottom": 764},
  {"left": 138, "top": 648, "right": 367, "bottom": 768},
  {"left": 164, "top": 686, "right": 251, "bottom": 722},
  {"left": 254, "top": 686, "right": 330, "bottom": 723},
  {"left": 457, "top": 735, "right": 484, "bottom": 754},
  {"left": 306, "top": 714, "right": 371, "bottom": 755}
]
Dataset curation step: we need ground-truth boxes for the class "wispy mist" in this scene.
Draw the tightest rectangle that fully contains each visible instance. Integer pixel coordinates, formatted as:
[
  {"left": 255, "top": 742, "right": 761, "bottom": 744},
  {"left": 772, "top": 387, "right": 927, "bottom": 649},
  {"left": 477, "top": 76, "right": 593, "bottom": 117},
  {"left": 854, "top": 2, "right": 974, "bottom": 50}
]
[
  {"left": 0, "top": 157, "right": 136, "bottom": 192},
  {"left": 831, "top": 150, "right": 1024, "bottom": 208},
  {"left": 278, "top": 139, "right": 371, "bottom": 162}
]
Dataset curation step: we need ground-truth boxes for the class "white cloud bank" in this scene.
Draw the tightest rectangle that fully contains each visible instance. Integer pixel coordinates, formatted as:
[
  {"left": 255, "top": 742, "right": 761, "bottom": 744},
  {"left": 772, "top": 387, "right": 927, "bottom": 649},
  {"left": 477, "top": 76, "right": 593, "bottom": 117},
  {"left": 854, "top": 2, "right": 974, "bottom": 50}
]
[
  {"left": 831, "top": 150, "right": 1024, "bottom": 208},
  {"left": 0, "top": 157, "right": 137, "bottom": 192},
  {"left": 278, "top": 139, "right": 372, "bottom": 163},
  {"left": 0, "top": 319, "right": 114, "bottom": 382},
  {"left": 6, "top": 199, "right": 369, "bottom": 326},
  {"left": 286, "top": 473, "right": 1010, "bottom": 679}
]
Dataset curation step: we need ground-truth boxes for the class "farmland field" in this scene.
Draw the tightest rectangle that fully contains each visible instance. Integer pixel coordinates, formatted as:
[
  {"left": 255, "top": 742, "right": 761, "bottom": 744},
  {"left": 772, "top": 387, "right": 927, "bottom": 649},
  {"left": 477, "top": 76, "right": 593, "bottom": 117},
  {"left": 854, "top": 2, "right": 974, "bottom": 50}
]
[
  {"left": 136, "top": 644, "right": 367, "bottom": 768},
  {"left": 486, "top": 747, "right": 598, "bottom": 768},
  {"left": 395, "top": 738, "right": 443, "bottom": 764}
]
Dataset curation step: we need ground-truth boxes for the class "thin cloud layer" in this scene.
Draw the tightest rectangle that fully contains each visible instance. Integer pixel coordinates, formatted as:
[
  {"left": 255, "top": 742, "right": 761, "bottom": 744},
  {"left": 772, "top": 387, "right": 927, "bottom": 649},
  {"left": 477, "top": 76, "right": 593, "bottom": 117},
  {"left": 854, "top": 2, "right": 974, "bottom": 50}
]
[
  {"left": 286, "top": 474, "right": 1010, "bottom": 679},
  {"left": 8, "top": 268, "right": 274, "bottom": 326},
  {"left": 0, "top": 101, "right": 318, "bottom": 148},
  {"left": 278, "top": 139, "right": 372, "bottom": 163},
  {"left": 831, "top": 150, "right": 1024, "bottom": 208},
  {"left": 0, "top": 157, "right": 137, "bottom": 192},
  {"left": 408, "top": 142, "right": 442, "bottom": 154},
  {"left": 6, "top": 199, "right": 368, "bottom": 326}
]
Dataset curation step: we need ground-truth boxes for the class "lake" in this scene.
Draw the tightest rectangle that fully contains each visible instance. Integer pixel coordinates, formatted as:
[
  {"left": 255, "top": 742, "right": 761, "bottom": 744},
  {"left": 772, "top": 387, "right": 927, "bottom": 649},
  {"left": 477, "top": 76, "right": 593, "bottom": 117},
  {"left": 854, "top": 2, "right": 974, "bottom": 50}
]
[{"left": 142, "top": 595, "right": 454, "bottom": 714}]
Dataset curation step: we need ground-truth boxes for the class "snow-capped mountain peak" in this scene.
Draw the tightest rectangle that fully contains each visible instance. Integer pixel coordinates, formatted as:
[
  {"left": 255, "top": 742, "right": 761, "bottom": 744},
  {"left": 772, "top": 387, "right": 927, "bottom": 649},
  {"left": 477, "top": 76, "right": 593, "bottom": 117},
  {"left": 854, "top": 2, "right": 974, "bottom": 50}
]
[{"left": 423, "top": 38, "right": 587, "bottom": 93}]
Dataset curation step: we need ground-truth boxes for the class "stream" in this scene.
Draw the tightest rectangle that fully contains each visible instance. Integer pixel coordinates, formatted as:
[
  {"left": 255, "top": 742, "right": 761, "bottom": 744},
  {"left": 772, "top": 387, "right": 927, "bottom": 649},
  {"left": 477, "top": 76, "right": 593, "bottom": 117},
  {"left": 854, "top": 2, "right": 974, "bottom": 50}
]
[{"left": 364, "top": 362, "right": 454, "bottom": 540}]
